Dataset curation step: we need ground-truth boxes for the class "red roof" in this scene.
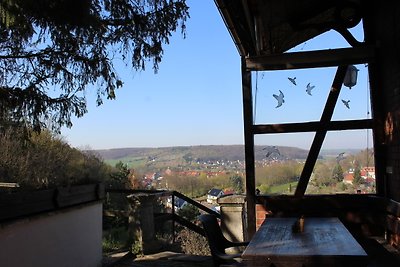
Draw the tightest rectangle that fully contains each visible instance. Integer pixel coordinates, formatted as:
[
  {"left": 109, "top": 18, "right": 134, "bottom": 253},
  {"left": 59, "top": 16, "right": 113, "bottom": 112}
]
[{"left": 344, "top": 173, "right": 354, "bottom": 182}]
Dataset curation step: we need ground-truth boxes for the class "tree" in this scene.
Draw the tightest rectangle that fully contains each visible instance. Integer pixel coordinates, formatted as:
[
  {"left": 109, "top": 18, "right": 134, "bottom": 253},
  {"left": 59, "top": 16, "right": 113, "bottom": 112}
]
[
  {"left": 0, "top": 127, "right": 110, "bottom": 189},
  {"left": 107, "top": 161, "right": 130, "bottom": 189},
  {"left": 0, "top": 0, "right": 189, "bottom": 131},
  {"left": 331, "top": 163, "right": 344, "bottom": 183},
  {"left": 255, "top": 161, "right": 301, "bottom": 186},
  {"left": 353, "top": 162, "right": 362, "bottom": 185},
  {"left": 355, "top": 149, "right": 375, "bottom": 168},
  {"left": 229, "top": 174, "right": 244, "bottom": 194},
  {"left": 313, "top": 162, "right": 334, "bottom": 186}
]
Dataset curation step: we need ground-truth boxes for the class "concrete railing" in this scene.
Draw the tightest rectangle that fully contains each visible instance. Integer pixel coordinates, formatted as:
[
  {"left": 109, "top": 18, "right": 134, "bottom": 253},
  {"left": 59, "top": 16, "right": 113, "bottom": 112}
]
[{"left": 0, "top": 184, "right": 104, "bottom": 267}]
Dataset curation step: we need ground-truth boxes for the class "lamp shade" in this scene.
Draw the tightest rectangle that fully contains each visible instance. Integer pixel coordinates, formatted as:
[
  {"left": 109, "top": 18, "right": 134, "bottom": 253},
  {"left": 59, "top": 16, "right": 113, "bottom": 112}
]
[{"left": 344, "top": 65, "right": 359, "bottom": 89}]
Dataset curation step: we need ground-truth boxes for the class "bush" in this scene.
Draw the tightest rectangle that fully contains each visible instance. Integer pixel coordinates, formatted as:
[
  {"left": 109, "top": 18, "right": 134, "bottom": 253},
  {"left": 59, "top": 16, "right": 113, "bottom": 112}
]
[
  {"left": 177, "top": 204, "right": 200, "bottom": 222},
  {"left": 176, "top": 228, "right": 210, "bottom": 256},
  {"left": 103, "top": 226, "right": 130, "bottom": 253}
]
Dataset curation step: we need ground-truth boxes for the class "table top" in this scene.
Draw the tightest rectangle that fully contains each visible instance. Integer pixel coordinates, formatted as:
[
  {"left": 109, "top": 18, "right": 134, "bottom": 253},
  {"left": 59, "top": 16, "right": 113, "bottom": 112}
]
[{"left": 242, "top": 217, "right": 368, "bottom": 267}]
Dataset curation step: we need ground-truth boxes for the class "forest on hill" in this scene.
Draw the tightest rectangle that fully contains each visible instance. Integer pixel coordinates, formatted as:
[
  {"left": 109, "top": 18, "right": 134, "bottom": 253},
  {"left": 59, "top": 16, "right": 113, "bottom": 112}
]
[
  {"left": 93, "top": 145, "right": 311, "bottom": 164},
  {"left": 92, "top": 145, "right": 365, "bottom": 172}
]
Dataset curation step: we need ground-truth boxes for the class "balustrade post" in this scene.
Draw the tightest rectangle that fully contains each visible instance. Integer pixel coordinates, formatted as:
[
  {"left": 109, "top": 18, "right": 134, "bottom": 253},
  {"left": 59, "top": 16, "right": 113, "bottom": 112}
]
[
  {"left": 127, "top": 193, "right": 161, "bottom": 254},
  {"left": 218, "top": 194, "right": 247, "bottom": 253}
]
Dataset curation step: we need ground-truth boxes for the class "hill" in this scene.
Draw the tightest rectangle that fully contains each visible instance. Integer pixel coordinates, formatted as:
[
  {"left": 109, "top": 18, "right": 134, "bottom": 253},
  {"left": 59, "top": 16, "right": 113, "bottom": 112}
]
[{"left": 93, "top": 145, "right": 311, "bottom": 168}]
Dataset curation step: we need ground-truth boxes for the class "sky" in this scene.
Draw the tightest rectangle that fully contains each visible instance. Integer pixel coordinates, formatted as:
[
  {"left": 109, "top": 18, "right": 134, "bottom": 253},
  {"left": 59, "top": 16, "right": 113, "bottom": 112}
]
[{"left": 61, "top": 0, "right": 372, "bottom": 151}]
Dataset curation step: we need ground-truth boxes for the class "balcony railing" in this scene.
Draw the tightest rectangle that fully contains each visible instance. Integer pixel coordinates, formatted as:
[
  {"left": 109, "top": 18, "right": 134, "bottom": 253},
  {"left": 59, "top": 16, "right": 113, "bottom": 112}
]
[{"left": 103, "top": 189, "right": 220, "bottom": 254}]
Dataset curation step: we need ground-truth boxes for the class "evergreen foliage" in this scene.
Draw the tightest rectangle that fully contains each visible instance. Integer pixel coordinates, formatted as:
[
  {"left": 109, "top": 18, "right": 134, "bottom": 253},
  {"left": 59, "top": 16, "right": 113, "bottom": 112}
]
[
  {"left": 229, "top": 174, "right": 244, "bottom": 193},
  {"left": 353, "top": 161, "right": 362, "bottom": 185},
  {"left": 108, "top": 161, "right": 130, "bottom": 188},
  {"left": 331, "top": 163, "right": 344, "bottom": 183},
  {"left": 0, "top": 0, "right": 189, "bottom": 132}
]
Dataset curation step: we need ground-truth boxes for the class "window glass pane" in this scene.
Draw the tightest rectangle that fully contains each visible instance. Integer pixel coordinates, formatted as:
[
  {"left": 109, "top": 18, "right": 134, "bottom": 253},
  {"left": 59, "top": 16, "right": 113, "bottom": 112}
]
[
  {"left": 254, "top": 133, "right": 313, "bottom": 195},
  {"left": 306, "top": 130, "right": 375, "bottom": 194},
  {"left": 254, "top": 130, "right": 375, "bottom": 195}
]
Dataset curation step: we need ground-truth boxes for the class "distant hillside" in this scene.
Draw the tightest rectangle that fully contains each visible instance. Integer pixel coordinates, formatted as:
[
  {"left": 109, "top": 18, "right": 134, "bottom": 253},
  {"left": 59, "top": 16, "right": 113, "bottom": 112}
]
[
  {"left": 93, "top": 145, "right": 310, "bottom": 164},
  {"left": 319, "top": 148, "right": 364, "bottom": 158}
]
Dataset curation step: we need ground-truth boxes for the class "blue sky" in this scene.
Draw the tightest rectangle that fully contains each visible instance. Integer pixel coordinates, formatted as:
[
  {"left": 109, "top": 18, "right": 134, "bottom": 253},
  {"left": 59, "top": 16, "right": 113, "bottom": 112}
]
[{"left": 62, "top": 0, "right": 372, "bottom": 151}]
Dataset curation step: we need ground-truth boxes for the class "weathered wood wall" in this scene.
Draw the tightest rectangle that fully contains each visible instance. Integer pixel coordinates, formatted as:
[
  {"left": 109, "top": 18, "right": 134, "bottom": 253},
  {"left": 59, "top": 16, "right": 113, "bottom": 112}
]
[{"left": 365, "top": 0, "right": 400, "bottom": 202}]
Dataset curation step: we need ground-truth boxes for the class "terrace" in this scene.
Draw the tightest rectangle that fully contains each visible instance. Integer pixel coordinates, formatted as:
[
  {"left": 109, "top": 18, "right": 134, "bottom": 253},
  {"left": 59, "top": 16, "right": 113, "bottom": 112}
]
[
  {"left": 2, "top": 185, "right": 399, "bottom": 267},
  {"left": 1, "top": 0, "right": 400, "bottom": 266}
]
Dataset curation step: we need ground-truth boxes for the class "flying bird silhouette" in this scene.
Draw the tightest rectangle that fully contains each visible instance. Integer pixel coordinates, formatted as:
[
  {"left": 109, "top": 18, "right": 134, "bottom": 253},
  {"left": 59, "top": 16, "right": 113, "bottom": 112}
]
[
  {"left": 306, "top": 83, "right": 315, "bottom": 95},
  {"left": 336, "top": 152, "right": 345, "bottom": 163},
  {"left": 263, "top": 146, "right": 281, "bottom": 159},
  {"left": 273, "top": 90, "right": 285, "bottom": 108},
  {"left": 288, "top": 77, "right": 297, "bottom": 86},
  {"left": 342, "top": 99, "right": 350, "bottom": 109}
]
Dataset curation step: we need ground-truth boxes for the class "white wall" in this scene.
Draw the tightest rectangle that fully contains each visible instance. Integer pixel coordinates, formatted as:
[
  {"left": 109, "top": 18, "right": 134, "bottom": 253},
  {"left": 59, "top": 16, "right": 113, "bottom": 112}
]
[{"left": 0, "top": 202, "right": 103, "bottom": 267}]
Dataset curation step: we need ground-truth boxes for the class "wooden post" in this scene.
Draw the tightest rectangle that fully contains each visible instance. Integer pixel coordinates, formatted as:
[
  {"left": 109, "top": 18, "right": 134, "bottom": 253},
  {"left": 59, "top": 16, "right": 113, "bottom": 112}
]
[
  {"left": 171, "top": 193, "right": 175, "bottom": 243},
  {"left": 241, "top": 57, "right": 256, "bottom": 238},
  {"left": 363, "top": 2, "right": 388, "bottom": 198}
]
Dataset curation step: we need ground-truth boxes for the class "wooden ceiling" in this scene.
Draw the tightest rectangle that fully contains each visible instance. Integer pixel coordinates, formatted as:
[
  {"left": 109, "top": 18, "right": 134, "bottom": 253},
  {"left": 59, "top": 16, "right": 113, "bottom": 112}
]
[{"left": 214, "top": 0, "right": 363, "bottom": 56}]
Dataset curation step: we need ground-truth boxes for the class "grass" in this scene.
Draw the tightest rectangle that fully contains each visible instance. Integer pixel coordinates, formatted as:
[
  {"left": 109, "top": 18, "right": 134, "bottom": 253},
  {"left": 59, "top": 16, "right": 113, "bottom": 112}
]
[
  {"left": 269, "top": 182, "right": 298, "bottom": 194},
  {"left": 105, "top": 157, "right": 147, "bottom": 168}
]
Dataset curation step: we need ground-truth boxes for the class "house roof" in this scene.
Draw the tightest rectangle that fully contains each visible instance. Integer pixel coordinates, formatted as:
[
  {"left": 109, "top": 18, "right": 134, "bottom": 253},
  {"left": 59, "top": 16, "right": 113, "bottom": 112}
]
[
  {"left": 344, "top": 173, "right": 354, "bottom": 182},
  {"left": 214, "top": 0, "right": 362, "bottom": 57},
  {"left": 208, "top": 188, "right": 223, "bottom": 197},
  {"left": 174, "top": 198, "right": 186, "bottom": 208}
]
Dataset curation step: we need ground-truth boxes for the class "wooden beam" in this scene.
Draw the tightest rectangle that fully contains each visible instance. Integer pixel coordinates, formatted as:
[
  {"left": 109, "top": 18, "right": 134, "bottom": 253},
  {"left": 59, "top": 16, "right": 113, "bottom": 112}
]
[
  {"left": 245, "top": 46, "right": 375, "bottom": 71},
  {"left": 295, "top": 66, "right": 348, "bottom": 197},
  {"left": 387, "top": 199, "right": 400, "bottom": 218},
  {"left": 242, "top": 57, "right": 256, "bottom": 239},
  {"left": 260, "top": 194, "right": 384, "bottom": 217},
  {"left": 365, "top": 51, "right": 387, "bottom": 197},
  {"left": 372, "top": 93, "right": 388, "bottom": 198},
  {"left": 362, "top": 1, "right": 400, "bottom": 199},
  {"left": 214, "top": 0, "right": 255, "bottom": 56},
  {"left": 253, "top": 119, "right": 373, "bottom": 134}
]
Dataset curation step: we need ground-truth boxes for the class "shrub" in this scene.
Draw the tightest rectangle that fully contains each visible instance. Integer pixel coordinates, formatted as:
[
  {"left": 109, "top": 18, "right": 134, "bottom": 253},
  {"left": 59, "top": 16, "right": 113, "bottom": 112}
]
[{"left": 176, "top": 228, "right": 210, "bottom": 256}]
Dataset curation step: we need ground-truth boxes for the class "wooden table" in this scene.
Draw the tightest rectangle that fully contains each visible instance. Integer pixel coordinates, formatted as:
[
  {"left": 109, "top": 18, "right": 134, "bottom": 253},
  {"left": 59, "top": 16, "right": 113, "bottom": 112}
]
[{"left": 242, "top": 217, "right": 368, "bottom": 267}]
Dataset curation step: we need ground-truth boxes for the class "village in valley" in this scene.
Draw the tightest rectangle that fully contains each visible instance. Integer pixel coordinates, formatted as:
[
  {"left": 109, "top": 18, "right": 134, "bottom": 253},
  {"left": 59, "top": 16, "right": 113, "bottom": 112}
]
[{"left": 100, "top": 145, "right": 376, "bottom": 212}]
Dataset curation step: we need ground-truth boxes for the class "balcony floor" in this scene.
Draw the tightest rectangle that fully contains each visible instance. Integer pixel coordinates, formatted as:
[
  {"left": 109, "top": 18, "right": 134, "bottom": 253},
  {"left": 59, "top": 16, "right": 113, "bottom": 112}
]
[
  {"left": 104, "top": 251, "right": 213, "bottom": 267},
  {"left": 103, "top": 236, "right": 400, "bottom": 267}
]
